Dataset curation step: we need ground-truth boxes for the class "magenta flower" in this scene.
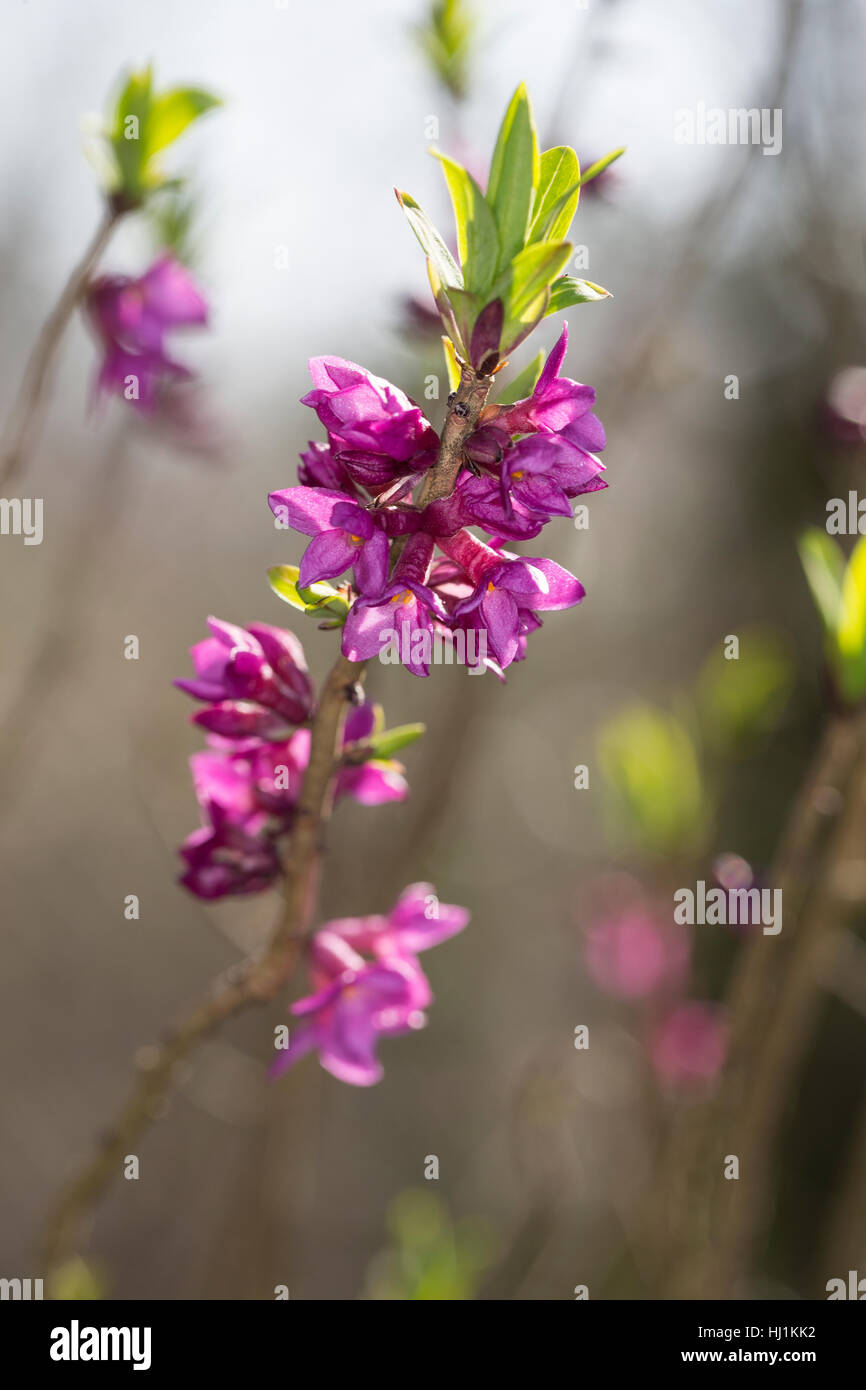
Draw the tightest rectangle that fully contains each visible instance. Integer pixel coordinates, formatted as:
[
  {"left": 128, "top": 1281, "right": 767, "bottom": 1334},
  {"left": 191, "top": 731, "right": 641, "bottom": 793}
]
[
  {"left": 271, "top": 882, "right": 468, "bottom": 1085},
  {"left": 585, "top": 913, "right": 689, "bottom": 1000},
  {"left": 341, "top": 533, "right": 446, "bottom": 676},
  {"left": 268, "top": 485, "right": 389, "bottom": 595},
  {"left": 188, "top": 702, "right": 407, "bottom": 831},
  {"left": 337, "top": 701, "right": 412, "bottom": 804},
  {"left": 302, "top": 356, "right": 438, "bottom": 489},
  {"left": 86, "top": 255, "right": 208, "bottom": 410},
  {"left": 650, "top": 1003, "right": 729, "bottom": 1090},
  {"left": 179, "top": 803, "right": 281, "bottom": 900},
  {"left": 175, "top": 618, "right": 314, "bottom": 728},
  {"left": 495, "top": 323, "right": 605, "bottom": 450},
  {"left": 497, "top": 433, "right": 606, "bottom": 519},
  {"left": 271, "top": 932, "right": 429, "bottom": 1086},
  {"left": 325, "top": 882, "right": 469, "bottom": 962},
  {"left": 297, "top": 439, "right": 358, "bottom": 493},
  {"left": 440, "top": 530, "right": 584, "bottom": 670},
  {"left": 422, "top": 472, "right": 547, "bottom": 541}
]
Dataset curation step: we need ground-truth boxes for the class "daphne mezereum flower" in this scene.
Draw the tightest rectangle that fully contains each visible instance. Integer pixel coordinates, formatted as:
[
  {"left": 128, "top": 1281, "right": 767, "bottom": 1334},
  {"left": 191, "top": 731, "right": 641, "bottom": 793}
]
[
  {"left": 341, "top": 533, "right": 447, "bottom": 676},
  {"left": 86, "top": 255, "right": 208, "bottom": 410},
  {"left": 650, "top": 1002, "right": 729, "bottom": 1090},
  {"left": 438, "top": 529, "right": 585, "bottom": 670},
  {"left": 175, "top": 617, "right": 314, "bottom": 728},
  {"left": 302, "top": 355, "right": 438, "bottom": 489},
  {"left": 268, "top": 485, "right": 389, "bottom": 595},
  {"left": 179, "top": 802, "right": 281, "bottom": 900},
  {"left": 323, "top": 882, "right": 469, "bottom": 963},
  {"left": 494, "top": 323, "right": 606, "bottom": 449},
  {"left": 271, "top": 884, "right": 468, "bottom": 1085},
  {"left": 179, "top": 696, "right": 408, "bottom": 900},
  {"left": 421, "top": 472, "right": 547, "bottom": 541},
  {"left": 271, "top": 933, "right": 429, "bottom": 1086},
  {"left": 585, "top": 913, "right": 690, "bottom": 1000},
  {"left": 496, "top": 433, "right": 606, "bottom": 519}
]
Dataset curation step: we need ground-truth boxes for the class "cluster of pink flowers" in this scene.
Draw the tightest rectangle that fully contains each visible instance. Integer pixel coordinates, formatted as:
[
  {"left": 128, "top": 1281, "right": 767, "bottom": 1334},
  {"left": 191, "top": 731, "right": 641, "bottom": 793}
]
[
  {"left": 269, "top": 322, "right": 606, "bottom": 677},
  {"left": 584, "top": 878, "right": 729, "bottom": 1091},
  {"left": 270, "top": 884, "right": 469, "bottom": 1085},
  {"left": 175, "top": 617, "right": 407, "bottom": 899}
]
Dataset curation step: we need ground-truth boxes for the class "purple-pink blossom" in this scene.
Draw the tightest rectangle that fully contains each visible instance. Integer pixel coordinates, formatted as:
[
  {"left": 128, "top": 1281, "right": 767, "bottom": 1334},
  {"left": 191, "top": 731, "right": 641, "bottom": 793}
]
[
  {"left": 650, "top": 1003, "right": 729, "bottom": 1090},
  {"left": 175, "top": 617, "right": 314, "bottom": 729},
  {"left": 440, "top": 529, "right": 584, "bottom": 671},
  {"left": 302, "top": 355, "right": 438, "bottom": 489},
  {"left": 271, "top": 885, "right": 468, "bottom": 1085},
  {"left": 177, "top": 620, "right": 412, "bottom": 899},
  {"left": 86, "top": 255, "right": 208, "bottom": 410},
  {"left": 268, "top": 486, "right": 389, "bottom": 595},
  {"left": 341, "top": 533, "right": 447, "bottom": 677},
  {"left": 585, "top": 913, "right": 690, "bottom": 1000}
]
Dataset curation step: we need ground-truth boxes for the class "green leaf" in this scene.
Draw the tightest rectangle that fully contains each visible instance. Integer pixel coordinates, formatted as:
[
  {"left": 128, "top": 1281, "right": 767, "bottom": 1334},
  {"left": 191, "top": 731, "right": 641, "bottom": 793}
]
[
  {"left": 432, "top": 152, "right": 499, "bottom": 293},
  {"left": 425, "top": 259, "right": 464, "bottom": 352},
  {"left": 496, "top": 350, "right": 545, "bottom": 406},
  {"left": 49, "top": 1257, "right": 104, "bottom": 1302},
  {"left": 146, "top": 87, "right": 220, "bottom": 159},
  {"left": 415, "top": 0, "right": 476, "bottom": 101},
  {"left": 598, "top": 703, "right": 707, "bottom": 856},
  {"left": 546, "top": 276, "right": 611, "bottom": 315},
  {"left": 578, "top": 146, "right": 625, "bottom": 186},
  {"left": 500, "top": 285, "right": 551, "bottom": 357},
  {"left": 106, "top": 69, "right": 220, "bottom": 202},
  {"left": 837, "top": 536, "right": 866, "bottom": 701},
  {"left": 109, "top": 66, "right": 153, "bottom": 198},
  {"left": 396, "top": 189, "right": 463, "bottom": 290},
  {"left": 486, "top": 84, "right": 539, "bottom": 272},
  {"left": 268, "top": 564, "right": 307, "bottom": 612},
  {"left": 696, "top": 629, "right": 794, "bottom": 750},
  {"left": 798, "top": 528, "right": 845, "bottom": 636},
  {"left": 366, "top": 723, "right": 427, "bottom": 759},
  {"left": 445, "top": 287, "right": 481, "bottom": 352},
  {"left": 496, "top": 241, "right": 572, "bottom": 322},
  {"left": 268, "top": 565, "right": 349, "bottom": 620},
  {"left": 529, "top": 146, "right": 580, "bottom": 243}
]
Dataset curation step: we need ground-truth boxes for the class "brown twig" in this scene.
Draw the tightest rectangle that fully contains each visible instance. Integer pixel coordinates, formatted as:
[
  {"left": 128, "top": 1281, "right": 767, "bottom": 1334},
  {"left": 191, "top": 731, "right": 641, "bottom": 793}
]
[
  {"left": 699, "top": 708, "right": 866, "bottom": 1296},
  {"left": 40, "top": 364, "right": 489, "bottom": 1287},
  {"left": 1, "top": 203, "right": 120, "bottom": 486},
  {"left": 653, "top": 709, "right": 866, "bottom": 1297}
]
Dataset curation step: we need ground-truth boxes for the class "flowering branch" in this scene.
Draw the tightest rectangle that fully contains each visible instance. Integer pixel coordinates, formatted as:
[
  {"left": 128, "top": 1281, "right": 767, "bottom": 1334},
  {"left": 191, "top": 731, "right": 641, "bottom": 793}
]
[
  {"left": 43, "top": 83, "right": 619, "bottom": 1291},
  {"left": 41, "top": 364, "right": 492, "bottom": 1283},
  {"left": 1, "top": 65, "right": 220, "bottom": 483}
]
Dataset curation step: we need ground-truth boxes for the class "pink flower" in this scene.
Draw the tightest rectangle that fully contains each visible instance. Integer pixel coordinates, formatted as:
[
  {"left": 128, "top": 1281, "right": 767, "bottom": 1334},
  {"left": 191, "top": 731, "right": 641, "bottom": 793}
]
[
  {"left": 302, "top": 356, "right": 438, "bottom": 489},
  {"left": 271, "top": 933, "right": 430, "bottom": 1087},
  {"left": 271, "top": 884, "right": 468, "bottom": 1086},
  {"left": 585, "top": 913, "right": 689, "bottom": 1000},
  {"left": 179, "top": 803, "right": 281, "bottom": 900},
  {"left": 341, "top": 533, "right": 447, "bottom": 677},
  {"left": 175, "top": 618, "right": 314, "bottom": 729},
  {"left": 650, "top": 1003, "right": 729, "bottom": 1090},
  {"left": 325, "top": 882, "right": 469, "bottom": 962},
  {"left": 86, "top": 256, "right": 208, "bottom": 410},
  {"left": 495, "top": 323, "right": 605, "bottom": 449},
  {"left": 268, "top": 485, "right": 389, "bottom": 595},
  {"left": 440, "top": 529, "right": 584, "bottom": 670}
]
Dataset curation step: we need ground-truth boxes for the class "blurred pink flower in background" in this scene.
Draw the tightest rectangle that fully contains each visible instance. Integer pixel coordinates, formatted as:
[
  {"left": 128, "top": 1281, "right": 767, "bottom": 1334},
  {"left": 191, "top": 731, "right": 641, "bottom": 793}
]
[
  {"left": 650, "top": 1002, "right": 729, "bottom": 1090},
  {"left": 585, "top": 912, "right": 690, "bottom": 1000}
]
